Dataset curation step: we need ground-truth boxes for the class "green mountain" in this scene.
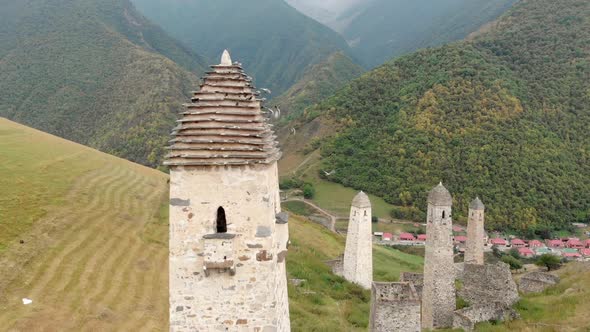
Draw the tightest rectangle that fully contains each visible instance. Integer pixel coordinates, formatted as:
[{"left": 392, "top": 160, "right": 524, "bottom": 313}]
[
  {"left": 130, "top": 0, "right": 355, "bottom": 95},
  {"left": 273, "top": 52, "right": 365, "bottom": 120},
  {"left": 0, "top": 0, "right": 206, "bottom": 167},
  {"left": 339, "top": 0, "right": 517, "bottom": 68},
  {"left": 300, "top": 0, "right": 590, "bottom": 234}
]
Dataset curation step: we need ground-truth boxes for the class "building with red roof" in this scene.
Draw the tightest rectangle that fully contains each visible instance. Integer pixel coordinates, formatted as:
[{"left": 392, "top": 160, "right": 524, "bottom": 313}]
[
  {"left": 546, "top": 239, "right": 564, "bottom": 248},
  {"left": 382, "top": 233, "right": 393, "bottom": 241},
  {"left": 511, "top": 239, "right": 526, "bottom": 248},
  {"left": 566, "top": 239, "right": 584, "bottom": 249},
  {"left": 399, "top": 232, "right": 415, "bottom": 241},
  {"left": 417, "top": 234, "right": 427, "bottom": 241},
  {"left": 454, "top": 235, "right": 468, "bottom": 244},
  {"left": 518, "top": 248, "right": 535, "bottom": 258},
  {"left": 452, "top": 225, "right": 464, "bottom": 233},
  {"left": 580, "top": 249, "right": 590, "bottom": 257},
  {"left": 528, "top": 240, "right": 544, "bottom": 248},
  {"left": 563, "top": 252, "right": 582, "bottom": 260},
  {"left": 584, "top": 239, "right": 590, "bottom": 248},
  {"left": 489, "top": 238, "right": 506, "bottom": 246}
]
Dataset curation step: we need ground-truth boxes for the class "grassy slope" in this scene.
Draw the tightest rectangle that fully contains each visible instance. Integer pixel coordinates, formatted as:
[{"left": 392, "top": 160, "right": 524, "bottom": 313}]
[
  {"left": 0, "top": 118, "right": 422, "bottom": 331},
  {"left": 0, "top": 118, "right": 169, "bottom": 330},
  {"left": 130, "top": 0, "right": 355, "bottom": 95},
  {"left": 0, "top": 0, "right": 205, "bottom": 167},
  {"left": 301, "top": 0, "right": 590, "bottom": 233}
]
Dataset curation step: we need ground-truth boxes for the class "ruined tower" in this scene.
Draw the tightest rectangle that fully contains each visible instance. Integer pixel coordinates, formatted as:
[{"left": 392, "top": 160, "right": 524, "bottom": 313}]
[
  {"left": 164, "top": 50, "right": 290, "bottom": 331},
  {"left": 421, "top": 182, "right": 456, "bottom": 329},
  {"left": 465, "top": 197, "right": 485, "bottom": 265},
  {"left": 343, "top": 191, "right": 373, "bottom": 289}
]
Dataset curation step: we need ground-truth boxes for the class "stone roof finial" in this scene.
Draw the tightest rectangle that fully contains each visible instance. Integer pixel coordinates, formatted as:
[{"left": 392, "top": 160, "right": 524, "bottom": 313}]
[{"left": 220, "top": 49, "right": 232, "bottom": 66}]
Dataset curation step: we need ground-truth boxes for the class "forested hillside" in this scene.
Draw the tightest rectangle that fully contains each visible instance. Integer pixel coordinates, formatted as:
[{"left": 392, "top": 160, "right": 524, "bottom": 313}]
[
  {"left": 301, "top": 0, "right": 590, "bottom": 234},
  {"left": 131, "top": 0, "right": 355, "bottom": 95},
  {"left": 273, "top": 52, "right": 364, "bottom": 120},
  {"left": 0, "top": 0, "right": 206, "bottom": 167},
  {"left": 339, "top": 0, "right": 516, "bottom": 67}
]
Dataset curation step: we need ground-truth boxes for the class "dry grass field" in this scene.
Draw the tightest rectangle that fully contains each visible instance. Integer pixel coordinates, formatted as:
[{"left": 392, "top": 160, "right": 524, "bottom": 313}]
[{"left": 0, "top": 118, "right": 170, "bottom": 331}]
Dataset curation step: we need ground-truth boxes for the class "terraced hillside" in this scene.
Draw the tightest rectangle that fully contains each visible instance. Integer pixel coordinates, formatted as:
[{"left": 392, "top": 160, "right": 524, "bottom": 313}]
[{"left": 0, "top": 118, "right": 421, "bottom": 331}]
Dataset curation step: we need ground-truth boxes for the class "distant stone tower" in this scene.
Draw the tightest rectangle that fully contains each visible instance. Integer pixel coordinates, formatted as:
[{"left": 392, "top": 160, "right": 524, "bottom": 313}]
[
  {"left": 422, "top": 182, "right": 456, "bottom": 329},
  {"left": 343, "top": 191, "right": 373, "bottom": 289},
  {"left": 465, "top": 197, "right": 485, "bottom": 265},
  {"left": 164, "top": 50, "right": 290, "bottom": 331}
]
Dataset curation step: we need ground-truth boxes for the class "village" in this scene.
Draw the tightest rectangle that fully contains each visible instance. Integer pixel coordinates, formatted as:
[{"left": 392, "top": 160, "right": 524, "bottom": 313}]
[{"left": 374, "top": 224, "right": 590, "bottom": 261}]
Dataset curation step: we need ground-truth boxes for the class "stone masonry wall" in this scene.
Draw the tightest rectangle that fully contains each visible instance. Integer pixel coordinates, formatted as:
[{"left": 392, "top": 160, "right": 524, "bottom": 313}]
[
  {"left": 422, "top": 204, "right": 456, "bottom": 329},
  {"left": 459, "top": 262, "right": 519, "bottom": 308},
  {"left": 370, "top": 282, "right": 421, "bottom": 332},
  {"left": 400, "top": 272, "right": 423, "bottom": 298},
  {"left": 519, "top": 271, "right": 560, "bottom": 294},
  {"left": 169, "top": 164, "right": 290, "bottom": 331}
]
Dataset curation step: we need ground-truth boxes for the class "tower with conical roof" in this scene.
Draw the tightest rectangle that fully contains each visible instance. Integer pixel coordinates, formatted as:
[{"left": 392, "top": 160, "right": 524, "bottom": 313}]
[
  {"left": 164, "top": 50, "right": 290, "bottom": 331},
  {"left": 343, "top": 191, "right": 373, "bottom": 289},
  {"left": 465, "top": 197, "right": 485, "bottom": 265},
  {"left": 421, "top": 182, "right": 455, "bottom": 329}
]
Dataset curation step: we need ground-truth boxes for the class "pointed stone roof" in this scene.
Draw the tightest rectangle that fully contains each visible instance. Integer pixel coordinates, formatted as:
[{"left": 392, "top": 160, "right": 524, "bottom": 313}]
[
  {"left": 427, "top": 182, "right": 452, "bottom": 206},
  {"left": 469, "top": 197, "right": 485, "bottom": 210},
  {"left": 352, "top": 191, "right": 371, "bottom": 208},
  {"left": 164, "top": 50, "right": 281, "bottom": 167}
]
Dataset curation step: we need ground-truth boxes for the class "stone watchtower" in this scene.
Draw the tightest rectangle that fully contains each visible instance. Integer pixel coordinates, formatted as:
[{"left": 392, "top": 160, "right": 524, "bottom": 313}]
[
  {"left": 343, "top": 191, "right": 373, "bottom": 289},
  {"left": 164, "top": 50, "right": 290, "bottom": 331},
  {"left": 465, "top": 197, "right": 485, "bottom": 265},
  {"left": 421, "top": 183, "right": 456, "bottom": 329}
]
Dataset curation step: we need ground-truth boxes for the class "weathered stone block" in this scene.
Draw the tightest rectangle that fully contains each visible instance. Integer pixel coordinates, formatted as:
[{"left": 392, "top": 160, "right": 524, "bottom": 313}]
[
  {"left": 459, "top": 262, "right": 519, "bottom": 308},
  {"left": 370, "top": 282, "right": 421, "bottom": 332},
  {"left": 519, "top": 271, "right": 560, "bottom": 294},
  {"left": 454, "top": 302, "right": 519, "bottom": 331}
]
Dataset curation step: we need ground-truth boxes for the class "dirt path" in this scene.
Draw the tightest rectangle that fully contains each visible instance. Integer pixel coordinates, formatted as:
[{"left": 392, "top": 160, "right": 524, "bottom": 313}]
[{"left": 283, "top": 198, "right": 344, "bottom": 232}]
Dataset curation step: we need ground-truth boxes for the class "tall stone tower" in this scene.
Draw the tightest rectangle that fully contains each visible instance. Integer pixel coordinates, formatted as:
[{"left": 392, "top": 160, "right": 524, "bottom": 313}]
[
  {"left": 343, "top": 191, "right": 373, "bottom": 289},
  {"left": 164, "top": 50, "right": 290, "bottom": 331},
  {"left": 465, "top": 197, "right": 485, "bottom": 265},
  {"left": 421, "top": 182, "right": 456, "bottom": 329}
]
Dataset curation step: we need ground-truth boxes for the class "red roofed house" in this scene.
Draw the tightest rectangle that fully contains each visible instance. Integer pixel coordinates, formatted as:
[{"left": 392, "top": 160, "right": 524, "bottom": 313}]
[
  {"left": 382, "top": 233, "right": 393, "bottom": 241},
  {"left": 511, "top": 239, "right": 526, "bottom": 248},
  {"left": 580, "top": 249, "right": 590, "bottom": 257},
  {"left": 399, "top": 232, "right": 416, "bottom": 241},
  {"left": 489, "top": 238, "right": 506, "bottom": 246},
  {"left": 452, "top": 225, "right": 464, "bottom": 233},
  {"left": 567, "top": 239, "right": 584, "bottom": 249},
  {"left": 518, "top": 248, "right": 535, "bottom": 258},
  {"left": 563, "top": 252, "right": 582, "bottom": 260},
  {"left": 417, "top": 234, "right": 427, "bottom": 241},
  {"left": 546, "top": 239, "right": 564, "bottom": 248},
  {"left": 528, "top": 240, "right": 544, "bottom": 248},
  {"left": 454, "top": 235, "right": 468, "bottom": 244},
  {"left": 585, "top": 239, "right": 590, "bottom": 248}
]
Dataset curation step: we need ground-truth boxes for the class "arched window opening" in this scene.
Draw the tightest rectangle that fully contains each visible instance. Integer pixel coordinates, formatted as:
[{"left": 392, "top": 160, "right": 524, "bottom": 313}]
[
  {"left": 442, "top": 211, "right": 446, "bottom": 219},
  {"left": 216, "top": 207, "right": 227, "bottom": 233},
  {"left": 364, "top": 210, "right": 367, "bottom": 216}
]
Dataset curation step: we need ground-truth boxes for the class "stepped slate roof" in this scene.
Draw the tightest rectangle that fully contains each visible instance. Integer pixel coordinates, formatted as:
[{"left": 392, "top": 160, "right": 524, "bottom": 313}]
[
  {"left": 352, "top": 191, "right": 371, "bottom": 208},
  {"left": 427, "top": 182, "right": 452, "bottom": 206},
  {"left": 164, "top": 50, "right": 280, "bottom": 167},
  {"left": 469, "top": 197, "right": 485, "bottom": 210}
]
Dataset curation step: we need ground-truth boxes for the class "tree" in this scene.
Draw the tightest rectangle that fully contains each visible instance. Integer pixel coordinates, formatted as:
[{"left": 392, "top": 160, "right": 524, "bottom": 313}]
[
  {"left": 509, "top": 248, "right": 521, "bottom": 259},
  {"left": 371, "top": 216, "right": 379, "bottom": 223},
  {"left": 303, "top": 183, "right": 315, "bottom": 199},
  {"left": 501, "top": 255, "right": 523, "bottom": 271},
  {"left": 492, "top": 245, "right": 502, "bottom": 258},
  {"left": 535, "top": 254, "right": 562, "bottom": 271}
]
